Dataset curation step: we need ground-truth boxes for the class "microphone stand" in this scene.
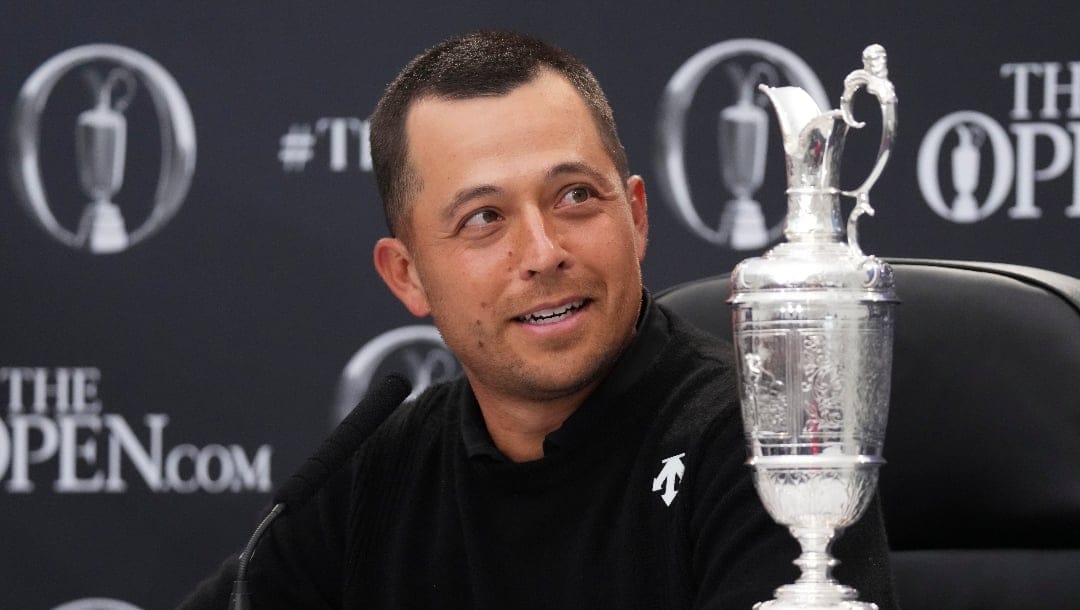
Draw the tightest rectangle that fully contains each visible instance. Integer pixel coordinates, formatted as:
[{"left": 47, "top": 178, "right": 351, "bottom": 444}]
[
  {"left": 229, "top": 503, "right": 284, "bottom": 610},
  {"left": 227, "top": 373, "right": 412, "bottom": 609}
]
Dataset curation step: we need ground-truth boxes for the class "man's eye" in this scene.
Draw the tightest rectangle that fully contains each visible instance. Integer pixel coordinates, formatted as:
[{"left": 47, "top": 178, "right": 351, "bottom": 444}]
[
  {"left": 560, "top": 187, "right": 593, "bottom": 206},
  {"left": 462, "top": 209, "right": 501, "bottom": 228}
]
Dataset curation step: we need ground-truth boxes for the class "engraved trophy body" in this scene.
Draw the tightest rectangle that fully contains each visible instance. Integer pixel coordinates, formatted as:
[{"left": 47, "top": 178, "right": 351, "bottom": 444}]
[{"left": 729, "top": 45, "right": 898, "bottom": 610}]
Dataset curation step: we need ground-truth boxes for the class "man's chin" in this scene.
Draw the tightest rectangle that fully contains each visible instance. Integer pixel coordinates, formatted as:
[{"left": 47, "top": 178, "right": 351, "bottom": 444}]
[{"left": 502, "top": 362, "right": 611, "bottom": 404}]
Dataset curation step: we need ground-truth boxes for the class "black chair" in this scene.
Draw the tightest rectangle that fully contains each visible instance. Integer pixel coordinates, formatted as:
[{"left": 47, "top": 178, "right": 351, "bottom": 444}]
[{"left": 656, "top": 259, "right": 1080, "bottom": 609}]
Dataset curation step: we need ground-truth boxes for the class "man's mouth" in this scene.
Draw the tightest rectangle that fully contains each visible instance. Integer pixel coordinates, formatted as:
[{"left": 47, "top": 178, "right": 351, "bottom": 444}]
[{"left": 516, "top": 299, "right": 589, "bottom": 325}]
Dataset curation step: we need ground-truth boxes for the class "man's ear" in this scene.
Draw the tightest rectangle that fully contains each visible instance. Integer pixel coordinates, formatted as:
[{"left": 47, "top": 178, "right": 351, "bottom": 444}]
[
  {"left": 626, "top": 175, "right": 649, "bottom": 261},
  {"left": 373, "top": 237, "right": 431, "bottom": 317}
]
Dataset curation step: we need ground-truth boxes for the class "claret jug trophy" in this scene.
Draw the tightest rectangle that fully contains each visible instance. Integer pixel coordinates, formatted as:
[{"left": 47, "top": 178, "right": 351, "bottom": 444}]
[{"left": 729, "top": 45, "right": 898, "bottom": 610}]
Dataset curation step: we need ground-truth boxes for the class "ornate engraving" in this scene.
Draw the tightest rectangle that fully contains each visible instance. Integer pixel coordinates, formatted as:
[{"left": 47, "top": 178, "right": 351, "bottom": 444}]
[
  {"left": 753, "top": 461, "right": 879, "bottom": 530},
  {"left": 743, "top": 351, "right": 789, "bottom": 434},
  {"left": 799, "top": 333, "right": 846, "bottom": 437}
]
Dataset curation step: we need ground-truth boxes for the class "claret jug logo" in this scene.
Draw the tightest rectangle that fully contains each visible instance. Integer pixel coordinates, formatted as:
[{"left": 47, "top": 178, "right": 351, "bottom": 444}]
[
  {"left": 656, "top": 39, "right": 828, "bottom": 251},
  {"left": 332, "top": 325, "right": 460, "bottom": 425},
  {"left": 9, "top": 44, "right": 196, "bottom": 253},
  {"left": 918, "top": 61, "right": 1080, "bottom": 222}
]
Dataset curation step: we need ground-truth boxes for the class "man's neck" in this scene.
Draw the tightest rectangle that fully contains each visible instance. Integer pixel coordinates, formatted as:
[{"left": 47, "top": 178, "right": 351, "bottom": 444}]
[{"left": 470, "top": 382, "right": 599, "bottom": 463}]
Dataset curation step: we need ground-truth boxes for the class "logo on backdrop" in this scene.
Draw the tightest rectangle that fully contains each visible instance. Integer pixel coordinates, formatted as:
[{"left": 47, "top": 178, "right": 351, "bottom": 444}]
[
  {"left": 279, "top": 117, "right": 372, "bottom": 173},
  {"left": 9, "top": 44, "right": 196, "bottom": 254},
  {"left": 918, "top": 61, "right": 1080, "bottom": 222},
  {"left": 655, "top": 39, "right": 828, "bottom": 251},
  {"left": 332, "top": 325, "right": 460, "bottom": 425},
  {"left": 52, "top": 598, "right": 143, "bottom": 610},
  {"left": 0, "top": 367, "right": 272, "bottom": 494}
]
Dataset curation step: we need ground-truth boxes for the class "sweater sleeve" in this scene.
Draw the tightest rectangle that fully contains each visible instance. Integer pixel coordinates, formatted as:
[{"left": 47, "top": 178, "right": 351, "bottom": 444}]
[
  {"left": 175, "top": 553, "right": 239, "bottom": 609},
  {"left": 686, "top": 399, "right": 899, "bottom": 610}
]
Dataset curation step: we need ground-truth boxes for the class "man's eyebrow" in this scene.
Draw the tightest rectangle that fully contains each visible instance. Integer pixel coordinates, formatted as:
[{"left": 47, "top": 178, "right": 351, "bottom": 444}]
[
  {"left": 547, "top": 161, "right": 616, "bottom": 191},
  {"left": 441, "top": 184, "right": 502, "bottom": 224}
]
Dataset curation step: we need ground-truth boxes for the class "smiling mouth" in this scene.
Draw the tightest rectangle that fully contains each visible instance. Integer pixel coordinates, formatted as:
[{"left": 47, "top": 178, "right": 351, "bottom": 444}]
[{"left": 516, "top": 299, "right": 589, "bottom": 325}]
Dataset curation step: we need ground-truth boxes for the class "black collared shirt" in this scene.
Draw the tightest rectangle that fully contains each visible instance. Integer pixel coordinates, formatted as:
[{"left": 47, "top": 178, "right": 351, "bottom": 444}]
[
  {"left": 181, "top": 289, "right": 898, "bottom": 609},
  {"left": 461, "top": 290, "right": 670, "bottom": 462}
]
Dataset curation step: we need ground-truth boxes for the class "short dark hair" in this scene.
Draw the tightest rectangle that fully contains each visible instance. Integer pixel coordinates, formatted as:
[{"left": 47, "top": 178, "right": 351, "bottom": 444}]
[{"left": 370, "top": 30, "right": 630, "bottom": 238}]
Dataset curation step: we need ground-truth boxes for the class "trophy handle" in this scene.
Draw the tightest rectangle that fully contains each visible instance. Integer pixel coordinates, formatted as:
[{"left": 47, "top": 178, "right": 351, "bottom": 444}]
[{"left": 839, "top": 44, "right": 897, "bottom": 256}]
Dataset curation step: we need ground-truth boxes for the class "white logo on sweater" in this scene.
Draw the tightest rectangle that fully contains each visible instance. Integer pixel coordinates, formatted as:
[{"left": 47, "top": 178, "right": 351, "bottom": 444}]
[{"left": 652, "top": 453, "right": 686, "bottom": 506}]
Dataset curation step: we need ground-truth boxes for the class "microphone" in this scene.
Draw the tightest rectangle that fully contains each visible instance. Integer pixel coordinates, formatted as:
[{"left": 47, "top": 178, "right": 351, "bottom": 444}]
[
  {"left": 274, "top": 373, "right": 412, "bottom": 510},
  {"left": 229, "top": 373, "right": 413, "bottom": 610}
]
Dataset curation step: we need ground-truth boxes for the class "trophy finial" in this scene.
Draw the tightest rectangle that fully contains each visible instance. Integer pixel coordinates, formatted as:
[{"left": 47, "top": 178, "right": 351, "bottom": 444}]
[{"left": 862, "top": 44, "right": 888, "bottom": 79}]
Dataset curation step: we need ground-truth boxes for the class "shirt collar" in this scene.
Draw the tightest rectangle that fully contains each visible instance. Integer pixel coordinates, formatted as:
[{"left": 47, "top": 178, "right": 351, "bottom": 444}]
[{"left": 460, "top": 290, "right": 670, "bottom": 462}]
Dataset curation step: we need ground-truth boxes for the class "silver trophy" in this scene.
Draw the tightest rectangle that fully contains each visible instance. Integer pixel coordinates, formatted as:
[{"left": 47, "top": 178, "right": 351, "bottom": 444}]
[
  {"left": 729, "top": 45, "right": 898, "bottom": 610},
  {"left": 75, "top": 67, "right": 137, "bottom": 253}
]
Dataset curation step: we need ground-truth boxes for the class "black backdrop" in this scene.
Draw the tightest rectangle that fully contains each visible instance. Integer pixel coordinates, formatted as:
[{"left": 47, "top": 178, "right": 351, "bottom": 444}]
[{"left": 1, "top": 2, "right": 1077, "bottom": 608}]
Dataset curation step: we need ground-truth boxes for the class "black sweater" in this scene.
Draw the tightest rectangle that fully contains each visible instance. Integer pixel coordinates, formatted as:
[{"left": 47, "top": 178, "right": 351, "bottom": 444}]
[{"left": 181, "top": 302, "right": 896, "bottom": 609}]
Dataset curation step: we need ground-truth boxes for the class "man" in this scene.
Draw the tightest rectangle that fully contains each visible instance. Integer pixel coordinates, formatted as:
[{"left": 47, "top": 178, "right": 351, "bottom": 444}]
[{"left": 182, "top": 31, "right": 896, "bottom": 609}]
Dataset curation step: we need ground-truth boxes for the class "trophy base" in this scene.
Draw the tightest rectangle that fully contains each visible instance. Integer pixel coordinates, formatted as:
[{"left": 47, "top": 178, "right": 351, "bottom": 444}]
[
  {"left": 76, "top": 200, "right": 129, "bottom": 254},
  {"left": 754, "top": 582, "right": 878, "bottom": 610}
]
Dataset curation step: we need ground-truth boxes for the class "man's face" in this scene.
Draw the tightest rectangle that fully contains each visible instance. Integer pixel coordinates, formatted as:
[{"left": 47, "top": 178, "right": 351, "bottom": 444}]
[{"left": 375, "top": 70, "right": 648, "bottom": 406}]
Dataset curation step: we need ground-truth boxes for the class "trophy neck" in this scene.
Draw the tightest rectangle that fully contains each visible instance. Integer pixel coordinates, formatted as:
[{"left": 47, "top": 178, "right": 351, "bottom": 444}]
[
  {"left": 784, "top": 190, "right": 843, "bottom": 242},
  {"left": 781, "top": 113, "right": 847, "bottom": 243}
]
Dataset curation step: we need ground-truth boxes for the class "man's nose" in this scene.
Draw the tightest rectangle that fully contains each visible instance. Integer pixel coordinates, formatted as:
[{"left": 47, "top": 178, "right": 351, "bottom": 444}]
[{"left": 517, "top": 208, "right": 567, "bottom": 279}]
